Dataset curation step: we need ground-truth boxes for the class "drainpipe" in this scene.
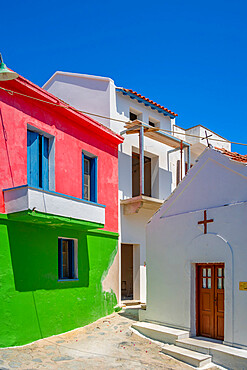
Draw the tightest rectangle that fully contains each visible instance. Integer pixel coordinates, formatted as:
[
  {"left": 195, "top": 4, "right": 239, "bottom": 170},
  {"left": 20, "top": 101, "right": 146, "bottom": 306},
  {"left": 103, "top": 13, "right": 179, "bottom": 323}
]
[
  {"left": 139, "top": 125, "right": 144, "bottom": 195},
  {"left": 180, "top": 140, "right": 183, "bottom": 181}
]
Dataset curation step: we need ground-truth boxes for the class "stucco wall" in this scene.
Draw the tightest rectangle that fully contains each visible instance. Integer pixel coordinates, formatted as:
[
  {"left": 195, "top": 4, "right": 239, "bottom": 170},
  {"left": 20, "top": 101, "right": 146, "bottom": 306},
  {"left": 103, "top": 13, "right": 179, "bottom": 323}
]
[
  {"left": 0, "top": 88, "right": 119, "bottom": 233},
  {"left": 0, "top": 215, "right": 118, "bottom": 348},
  {"left": 144, "top": 202, "right": 247, "bottom": 348}
]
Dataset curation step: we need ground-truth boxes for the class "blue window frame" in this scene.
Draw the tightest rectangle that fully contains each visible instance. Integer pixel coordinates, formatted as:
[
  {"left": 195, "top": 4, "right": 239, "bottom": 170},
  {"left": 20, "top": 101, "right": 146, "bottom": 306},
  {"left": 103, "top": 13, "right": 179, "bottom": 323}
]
[
  {"left": 82, "top": 153, "right": 97, "bottom": 203},
  {"left": 27, "top": 130, "right": 49, "bottom": 189},
  {"left": 58, "top": 238, "right": 76, "bottom": 280}
]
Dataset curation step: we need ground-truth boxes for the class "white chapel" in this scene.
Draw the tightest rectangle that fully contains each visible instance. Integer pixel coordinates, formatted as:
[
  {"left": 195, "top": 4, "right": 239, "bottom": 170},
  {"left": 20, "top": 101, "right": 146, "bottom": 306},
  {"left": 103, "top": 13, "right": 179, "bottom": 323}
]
[{"left": 142, "top": 146, "right": 247, "bottom": 350}]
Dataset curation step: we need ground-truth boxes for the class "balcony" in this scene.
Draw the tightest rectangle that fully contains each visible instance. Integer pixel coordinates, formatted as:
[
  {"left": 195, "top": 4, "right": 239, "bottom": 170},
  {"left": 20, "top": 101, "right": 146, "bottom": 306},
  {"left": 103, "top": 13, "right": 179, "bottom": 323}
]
[
  {"left": 3, "top": 185, "right": 105, "bottom": 228},
  {"left": 121, "top": 195, "right": 163, "bottom": 215}
]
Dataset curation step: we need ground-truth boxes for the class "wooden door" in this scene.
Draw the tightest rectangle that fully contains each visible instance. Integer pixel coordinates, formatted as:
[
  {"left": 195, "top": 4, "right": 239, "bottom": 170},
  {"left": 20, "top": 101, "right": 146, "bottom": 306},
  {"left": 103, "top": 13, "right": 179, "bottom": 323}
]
[
  {"left": 197, "top": 264, "right": 224, "bottom": 340},
  {"left": 121, "top": 244, "right": 133, "bottom": 300}
]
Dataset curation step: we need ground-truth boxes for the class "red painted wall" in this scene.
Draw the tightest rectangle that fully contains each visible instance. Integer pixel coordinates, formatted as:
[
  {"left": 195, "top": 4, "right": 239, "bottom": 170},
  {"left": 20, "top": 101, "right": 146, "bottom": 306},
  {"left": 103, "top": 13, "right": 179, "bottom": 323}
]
[{"left": 0, "top": 80, "right": 121, "bottom": 233}]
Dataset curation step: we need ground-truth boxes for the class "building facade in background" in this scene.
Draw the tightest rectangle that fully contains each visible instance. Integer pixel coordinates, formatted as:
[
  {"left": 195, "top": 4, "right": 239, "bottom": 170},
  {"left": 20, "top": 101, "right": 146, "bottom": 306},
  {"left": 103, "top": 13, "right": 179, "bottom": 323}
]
[
  {"left": 44, "top": 72, "right": 231, "bottom": 303},
  {"left": 0, "top": 75, "right": 123, "bottom": 347}
]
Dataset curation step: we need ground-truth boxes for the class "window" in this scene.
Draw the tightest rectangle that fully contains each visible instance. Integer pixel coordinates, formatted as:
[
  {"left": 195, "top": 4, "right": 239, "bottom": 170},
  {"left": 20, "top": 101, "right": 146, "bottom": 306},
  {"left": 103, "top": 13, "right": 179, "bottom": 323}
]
[
  {"left": 130, "top": 112, "right": 138, "bottom": 121},
  {"left": 58, "top": 238, "right": 77, "bottom": 280},
  {"left": 27, "top": 130, "right": 49, "bottom": 189},
  {"left": 82, "top": 153, "right": 97, "bottom": 202},
  {"left": 132, "top": 152, "right": 151, "bottom": 197},
  {"left": 129, "top": 109, "right": 142, "bottom": 122},
  {"left": 148, "top": 117, "right": 159, "bottom": 128}
]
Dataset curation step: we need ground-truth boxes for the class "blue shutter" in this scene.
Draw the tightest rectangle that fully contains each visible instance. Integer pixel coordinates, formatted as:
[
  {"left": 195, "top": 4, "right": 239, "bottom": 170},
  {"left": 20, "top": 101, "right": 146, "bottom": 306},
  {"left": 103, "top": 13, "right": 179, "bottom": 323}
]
[
  {"left": 82, "top": 152, "right": 85, "bottom": 199},
  {"left": 27, "top": 130, "right": 39, "bottom": 187},
  {"left": 90, "top": 157, "right": 97, "bottom": 203},
  {"left": 69, "top": 240, "right": 74, "bottom": 279},
  {"left": 58, "top": 239, "right": 63, "bottom": 279},
  {"left": 42, "top": 136, "right": 49, "bottom": 190}
]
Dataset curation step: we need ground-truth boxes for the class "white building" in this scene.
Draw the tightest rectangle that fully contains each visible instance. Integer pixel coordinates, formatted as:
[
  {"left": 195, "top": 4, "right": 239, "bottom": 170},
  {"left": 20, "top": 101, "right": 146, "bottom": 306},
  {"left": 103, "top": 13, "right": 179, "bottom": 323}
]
[
  {"left": 43, "top": 72, "right": 230, "bottom": 303},
  {"left": 143, "top": 147, "right": 247, "bottom": 350}
]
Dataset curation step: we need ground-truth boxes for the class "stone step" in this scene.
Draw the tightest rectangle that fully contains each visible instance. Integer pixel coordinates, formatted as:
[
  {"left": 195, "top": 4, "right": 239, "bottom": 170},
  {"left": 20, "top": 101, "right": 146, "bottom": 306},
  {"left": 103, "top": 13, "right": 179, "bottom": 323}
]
[
  {"left": 132, "top": 322, "right": 189, "bottom": 344},
  {"left": 176, "top": 337, "right": 247, "bottom": 369},
  {"left": 176, "top": 337, "right": 219, "bottom": 355},
  {"left": 161, "top": 344, "right": 212, "bottom": 368},
  {"left": 121, "top": 300, "right": 141, "bottom": 306}
]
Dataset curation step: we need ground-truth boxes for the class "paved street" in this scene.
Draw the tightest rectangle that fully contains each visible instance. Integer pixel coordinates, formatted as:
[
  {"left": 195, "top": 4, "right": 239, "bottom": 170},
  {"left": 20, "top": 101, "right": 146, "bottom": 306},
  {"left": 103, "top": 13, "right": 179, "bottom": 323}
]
[{"left": 0, "top": 310, "right": 193, "bottom": 369}]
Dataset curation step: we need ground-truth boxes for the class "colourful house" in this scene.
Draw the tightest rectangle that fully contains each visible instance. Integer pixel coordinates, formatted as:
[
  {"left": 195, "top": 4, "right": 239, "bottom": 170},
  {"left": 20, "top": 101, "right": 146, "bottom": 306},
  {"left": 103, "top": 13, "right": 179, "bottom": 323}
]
[{"left": 0, "top": 74, "right": 123, "bottom": 347}]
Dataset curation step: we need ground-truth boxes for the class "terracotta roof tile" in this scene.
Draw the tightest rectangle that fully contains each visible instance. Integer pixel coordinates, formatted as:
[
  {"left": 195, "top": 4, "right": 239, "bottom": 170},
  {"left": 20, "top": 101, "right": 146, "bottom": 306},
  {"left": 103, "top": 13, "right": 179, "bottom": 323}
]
[
  {"left": 215, "top": 147, "right": 247, "bottom": 163},
  {"left": 121, "top": 88, "right": 178, "bottom": 117}
]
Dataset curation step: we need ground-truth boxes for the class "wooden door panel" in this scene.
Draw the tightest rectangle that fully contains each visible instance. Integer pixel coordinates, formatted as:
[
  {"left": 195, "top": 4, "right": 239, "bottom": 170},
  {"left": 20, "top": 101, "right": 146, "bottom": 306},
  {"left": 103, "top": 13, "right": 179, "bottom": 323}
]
[
  {"left": 214, "top": 265, "right": 224, "bottom": 340},
  {"left": 201, "top": 314, "right": 211, "bottom": 337},
  {"left": 202, "top": 292, "right": 211, "bottom": 310},
  {"left": 217, "top": 293, "right": 224, "bottom": 312},
  {"left": 197, "top": 264, "right": 224, "bottom": 340}
]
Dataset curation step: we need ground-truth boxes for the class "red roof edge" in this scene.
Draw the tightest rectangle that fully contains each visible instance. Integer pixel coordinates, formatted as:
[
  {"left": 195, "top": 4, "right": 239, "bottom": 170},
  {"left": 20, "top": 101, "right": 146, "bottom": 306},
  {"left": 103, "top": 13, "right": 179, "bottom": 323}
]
[
  {"left": 121, "top": 88, "right": 178, "bottom": 117},
  {"left": 215, "top": 147, "right": 247, "bottom": 163}
]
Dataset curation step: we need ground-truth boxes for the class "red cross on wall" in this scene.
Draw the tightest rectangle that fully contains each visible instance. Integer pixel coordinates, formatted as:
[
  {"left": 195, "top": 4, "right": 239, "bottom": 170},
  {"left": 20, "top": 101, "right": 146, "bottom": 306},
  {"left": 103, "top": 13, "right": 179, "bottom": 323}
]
[{"left": 198, "top": 210, "right": 214, "bottom": 234}]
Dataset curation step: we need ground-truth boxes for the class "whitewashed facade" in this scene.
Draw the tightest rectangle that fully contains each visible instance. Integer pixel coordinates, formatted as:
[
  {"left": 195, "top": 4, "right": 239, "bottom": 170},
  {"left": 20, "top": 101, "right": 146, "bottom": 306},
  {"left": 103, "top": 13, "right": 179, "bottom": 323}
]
[
  {"left": 143, "top": 147, "right": 247, "bottom": 348},
  {"left": 43, "top": 72, "right": 230, "bottom": 303}
]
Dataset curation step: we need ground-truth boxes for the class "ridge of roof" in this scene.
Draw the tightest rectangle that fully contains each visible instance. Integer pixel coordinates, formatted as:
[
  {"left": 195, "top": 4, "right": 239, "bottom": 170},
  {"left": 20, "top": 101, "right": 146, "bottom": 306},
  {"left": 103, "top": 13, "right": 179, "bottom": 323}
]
[
  {"left": 117, "top": 88, "right": 178, "bottom": 117},
  {"left": 214, "top": 147, "right": 247, "bottom": 163}
]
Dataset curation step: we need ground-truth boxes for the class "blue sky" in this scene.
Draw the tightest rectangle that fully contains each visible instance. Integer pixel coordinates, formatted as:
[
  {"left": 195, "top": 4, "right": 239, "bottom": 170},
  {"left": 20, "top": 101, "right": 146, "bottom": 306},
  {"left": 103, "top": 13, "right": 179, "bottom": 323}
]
[{"left": 1, "top": 0, "right": 247, "bottom": 153}]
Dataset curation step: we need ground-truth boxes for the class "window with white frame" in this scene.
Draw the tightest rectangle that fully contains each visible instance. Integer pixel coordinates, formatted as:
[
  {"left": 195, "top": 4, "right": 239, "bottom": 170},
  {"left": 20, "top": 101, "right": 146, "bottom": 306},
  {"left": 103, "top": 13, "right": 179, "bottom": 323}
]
[
  {"left": 129, "top": 108, "right": 142, "bottom": 122},
  {"left": 148, "top": 117, "right": 159, "bottom": 128},
  {"left": 58, "top": 238, "right": 78, "bottom": 280}
]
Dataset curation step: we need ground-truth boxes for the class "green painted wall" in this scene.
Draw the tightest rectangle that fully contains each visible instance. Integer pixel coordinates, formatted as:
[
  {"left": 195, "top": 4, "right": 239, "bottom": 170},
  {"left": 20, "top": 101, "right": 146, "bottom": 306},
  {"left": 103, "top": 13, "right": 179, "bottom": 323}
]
[{"left": 0, "top": 215, "right": 118, "bottom": 348}]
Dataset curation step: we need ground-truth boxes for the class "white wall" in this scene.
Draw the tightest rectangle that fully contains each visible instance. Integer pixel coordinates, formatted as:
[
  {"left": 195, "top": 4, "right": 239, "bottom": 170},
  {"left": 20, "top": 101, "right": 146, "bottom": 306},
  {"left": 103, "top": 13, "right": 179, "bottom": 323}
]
[
  {"left": 144, "top": 149, "right": 247, "bottom": 348},
  {"left": 44, "top": 72, "right": 113, "bottom": 128},
  {"left": 4, "top": 185, "right": 105, "bottom": 225},
  {"left": 144, "top": 201, "right": 247, "bottom": 349}
]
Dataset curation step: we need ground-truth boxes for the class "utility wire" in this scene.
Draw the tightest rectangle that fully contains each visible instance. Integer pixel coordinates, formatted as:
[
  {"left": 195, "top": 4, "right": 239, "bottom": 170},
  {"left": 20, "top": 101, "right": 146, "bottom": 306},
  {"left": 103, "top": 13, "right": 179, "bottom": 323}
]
[{"left": 0, "top": 85, "right": 246, "bottom": 147}]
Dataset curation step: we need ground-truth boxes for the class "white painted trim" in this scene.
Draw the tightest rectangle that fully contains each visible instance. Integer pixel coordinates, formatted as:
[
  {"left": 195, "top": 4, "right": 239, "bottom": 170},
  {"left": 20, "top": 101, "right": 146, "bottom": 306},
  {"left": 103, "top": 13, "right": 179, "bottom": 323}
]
[{"left": 4, "top": 186, "right": 105, "bottom": 225}]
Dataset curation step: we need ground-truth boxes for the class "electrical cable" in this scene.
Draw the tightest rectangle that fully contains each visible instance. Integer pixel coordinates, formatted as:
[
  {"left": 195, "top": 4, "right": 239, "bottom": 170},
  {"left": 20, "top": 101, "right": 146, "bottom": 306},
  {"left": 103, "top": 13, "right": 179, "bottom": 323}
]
[{"left": 0, "top": 85, "right": 246, "bottom": 147}]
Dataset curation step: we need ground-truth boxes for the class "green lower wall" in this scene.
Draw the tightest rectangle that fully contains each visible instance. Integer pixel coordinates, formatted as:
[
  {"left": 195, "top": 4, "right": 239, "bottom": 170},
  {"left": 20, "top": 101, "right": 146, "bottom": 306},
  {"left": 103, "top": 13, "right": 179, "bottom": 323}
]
[{"left": 0, "top": 216, "right": 118, "bottom": 347}]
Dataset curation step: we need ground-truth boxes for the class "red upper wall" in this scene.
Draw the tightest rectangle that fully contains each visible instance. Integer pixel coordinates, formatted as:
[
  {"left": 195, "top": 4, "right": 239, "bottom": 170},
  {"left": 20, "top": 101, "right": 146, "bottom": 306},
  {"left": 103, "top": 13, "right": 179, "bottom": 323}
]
[{"left": 0, "top": 78, "right": 123, "bottom": 233}]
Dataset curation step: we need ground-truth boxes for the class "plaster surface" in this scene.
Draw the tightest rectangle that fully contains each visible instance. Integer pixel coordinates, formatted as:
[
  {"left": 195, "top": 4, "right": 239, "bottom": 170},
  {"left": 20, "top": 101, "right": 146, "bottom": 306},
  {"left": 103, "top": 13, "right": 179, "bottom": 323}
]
[
  {"left": 4, "top": 186, "right": 105, "bottom": 225},
  {"left": 0, "top": 216, "right": 118, "bottom": 348},
  {"left": 145, "top": 148, "right": 247, "bottom": 348},
  {"left": 0, "top": 78, "right": 121, "bottom": 233}
]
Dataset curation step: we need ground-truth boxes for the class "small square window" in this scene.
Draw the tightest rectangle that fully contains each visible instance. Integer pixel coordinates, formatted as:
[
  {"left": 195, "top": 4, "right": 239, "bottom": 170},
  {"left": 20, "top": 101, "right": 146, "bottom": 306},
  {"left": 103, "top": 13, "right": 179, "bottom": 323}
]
[
  {"left": 148, "top": 117, "right": 159, "bottom": 128},
  {"left": 58, "top": 238, "right": 77, "bottom": 280},
  {"left": 130, "top": 112, "right": 138, "bottom": 121}
]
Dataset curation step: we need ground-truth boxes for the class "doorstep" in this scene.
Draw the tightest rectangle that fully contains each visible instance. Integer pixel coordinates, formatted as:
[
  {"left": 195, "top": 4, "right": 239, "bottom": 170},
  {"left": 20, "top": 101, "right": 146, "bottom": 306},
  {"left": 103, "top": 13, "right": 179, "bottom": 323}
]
[{"left": 176, "top": 337, "right": 247, "bottom": 369}]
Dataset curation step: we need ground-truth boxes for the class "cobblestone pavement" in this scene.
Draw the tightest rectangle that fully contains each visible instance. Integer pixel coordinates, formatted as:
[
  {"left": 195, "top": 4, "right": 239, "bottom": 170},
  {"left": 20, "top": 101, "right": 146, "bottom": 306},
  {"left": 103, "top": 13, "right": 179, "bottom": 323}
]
[{"left": 0, "top": 310, "right": 198, "bottom": 369}]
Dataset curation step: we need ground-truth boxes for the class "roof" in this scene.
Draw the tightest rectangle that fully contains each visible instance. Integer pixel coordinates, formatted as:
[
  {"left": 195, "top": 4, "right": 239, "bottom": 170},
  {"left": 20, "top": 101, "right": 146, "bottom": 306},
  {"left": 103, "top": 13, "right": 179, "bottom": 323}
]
[
  {"left": 0, "top": 74, "right": 123, "bottom": 147},
  {"left": 149, "top": 147, "right": 247, "bottom": 224},
  {"left": 116, "top": 88, "right": 178, "bottom": 118},
  {"left": 215, "top": 147, "right": 247, "bottom": 163}
]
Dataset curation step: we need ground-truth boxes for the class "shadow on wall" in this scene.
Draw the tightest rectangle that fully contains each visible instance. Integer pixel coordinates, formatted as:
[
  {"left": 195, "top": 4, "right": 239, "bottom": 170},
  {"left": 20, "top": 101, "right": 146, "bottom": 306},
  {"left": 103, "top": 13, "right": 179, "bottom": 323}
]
[{"left": 7, "top": 221, "right": 89, "bottom": 292}]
